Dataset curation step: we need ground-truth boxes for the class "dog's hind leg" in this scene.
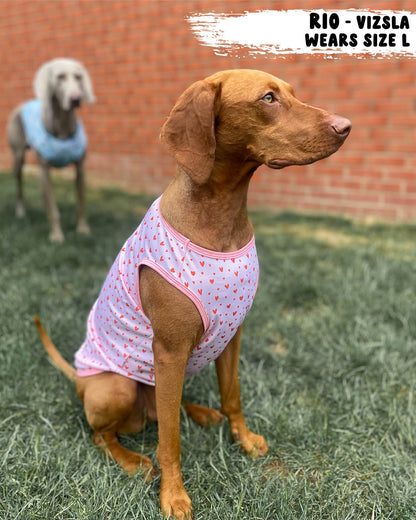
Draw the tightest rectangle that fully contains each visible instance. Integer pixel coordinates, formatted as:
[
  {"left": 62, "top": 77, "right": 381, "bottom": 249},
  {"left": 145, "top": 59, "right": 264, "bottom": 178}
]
[
  {"left": 183, "top": 402, "right": 223, "bottom": 427},
  {"left": 93, "top": 431, "right": 157, "bottom": 481},
  {"left": 8, "top": 110, "right": 27, "bottom": 218},
  {"left": 13, "top": 149, "right": 26, "bottom": 218},
  {"left": 76, "top": 372, "right": 158, "bottom": 480}
]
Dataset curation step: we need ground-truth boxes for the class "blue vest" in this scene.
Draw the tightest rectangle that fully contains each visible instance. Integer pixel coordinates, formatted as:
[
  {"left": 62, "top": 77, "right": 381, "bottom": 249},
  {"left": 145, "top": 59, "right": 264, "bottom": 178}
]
[{"left": 20, "top": 99, "right": 87, "bottom": 168}]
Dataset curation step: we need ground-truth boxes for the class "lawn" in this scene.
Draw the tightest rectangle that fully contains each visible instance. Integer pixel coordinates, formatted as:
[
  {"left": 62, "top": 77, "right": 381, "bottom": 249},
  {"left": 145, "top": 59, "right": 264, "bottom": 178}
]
[{"left": 1, "top": 171, "right": 416, "bottom": 520}]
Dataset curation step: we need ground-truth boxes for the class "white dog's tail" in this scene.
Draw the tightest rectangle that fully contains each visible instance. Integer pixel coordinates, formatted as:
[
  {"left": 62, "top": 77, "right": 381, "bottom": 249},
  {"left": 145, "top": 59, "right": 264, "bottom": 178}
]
[{"left": 33, "top": 316, "right": 77, "bottom": 381}]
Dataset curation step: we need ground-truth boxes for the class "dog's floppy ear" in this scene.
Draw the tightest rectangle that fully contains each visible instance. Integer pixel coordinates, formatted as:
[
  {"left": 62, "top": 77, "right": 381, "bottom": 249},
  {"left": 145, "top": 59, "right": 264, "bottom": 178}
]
[
  {"left": 79, "top": 63, "right": 95, "bottom": 104},
  {"left": 160, "top": 80, "right": 221, "bottom": 184},
  {"left": 33, "top": 61, "right": 53, "bottom": 104}
]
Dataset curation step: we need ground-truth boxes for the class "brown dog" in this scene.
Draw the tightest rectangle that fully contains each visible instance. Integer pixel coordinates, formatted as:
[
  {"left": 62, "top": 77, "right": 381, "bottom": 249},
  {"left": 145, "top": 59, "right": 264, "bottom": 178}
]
[{"left": 35, "top": 69, "right": 350, "bottom": 519}]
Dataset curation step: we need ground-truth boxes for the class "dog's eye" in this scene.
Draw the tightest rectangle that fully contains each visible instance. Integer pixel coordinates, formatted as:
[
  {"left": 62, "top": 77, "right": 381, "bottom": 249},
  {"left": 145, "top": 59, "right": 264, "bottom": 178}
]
[
  {"left": 262, "top": 93, "right": 275, "bottom": 104},
  {"left": 57, "top": 73, "right": 67, "bottom": 82}
]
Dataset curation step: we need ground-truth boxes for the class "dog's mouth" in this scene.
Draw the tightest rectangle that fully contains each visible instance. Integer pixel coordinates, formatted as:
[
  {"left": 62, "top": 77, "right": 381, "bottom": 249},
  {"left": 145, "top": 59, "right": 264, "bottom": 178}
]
[
  {"left": 267, "top": 147, "right": 342, "bottom": 170},
  {"left": 267, "top": 159, "right": 294, "bottom": 169}
]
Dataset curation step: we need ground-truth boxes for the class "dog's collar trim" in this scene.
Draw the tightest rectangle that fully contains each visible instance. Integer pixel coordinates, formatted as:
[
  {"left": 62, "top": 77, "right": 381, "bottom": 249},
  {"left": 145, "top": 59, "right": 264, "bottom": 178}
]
[
  {"left": 157, "top": 197, "right": 255, "bottom": 260},
  {"left": 20, "top": 99, "right": 87, "bottom": 168}
]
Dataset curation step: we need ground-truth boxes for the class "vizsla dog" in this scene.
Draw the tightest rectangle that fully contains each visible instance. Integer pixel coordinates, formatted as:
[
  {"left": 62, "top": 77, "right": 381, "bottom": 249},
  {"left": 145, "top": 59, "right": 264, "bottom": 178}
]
[{"left": 35, "top": 69, "right": 350, "bottom": 518}]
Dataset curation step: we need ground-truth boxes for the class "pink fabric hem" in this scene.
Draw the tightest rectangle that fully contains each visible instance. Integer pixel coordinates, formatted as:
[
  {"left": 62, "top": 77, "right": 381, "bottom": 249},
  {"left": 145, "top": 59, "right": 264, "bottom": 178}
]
[
  {"left": 138, "top": 258, "right": 210, "bottom": 332},
  {"left": 158, "top": 197, "right": 255, "bottom": 259},
  {"left": 77, "top": 367, "right": 156, "bottom": 386},
  {"left": 76, "top": 368, "right": 105, "bottom": 377}
]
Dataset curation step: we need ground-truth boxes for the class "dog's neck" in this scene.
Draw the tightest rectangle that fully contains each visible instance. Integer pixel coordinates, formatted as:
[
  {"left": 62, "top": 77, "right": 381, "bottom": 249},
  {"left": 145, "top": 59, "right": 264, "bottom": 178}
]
[
  {"left": 161, "top": 161, "right": 257, "bottom": 253},
  {"left": 42, "top": 96, "right": 78, "bottom": 139}
]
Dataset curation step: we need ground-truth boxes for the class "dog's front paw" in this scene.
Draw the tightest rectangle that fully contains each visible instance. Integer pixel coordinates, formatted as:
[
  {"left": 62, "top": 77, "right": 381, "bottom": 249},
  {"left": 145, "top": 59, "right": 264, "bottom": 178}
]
[
  {"left": 232, "top": 429, "right": 269, "bottom": 458},
  {"left": 15, "top": 201, "right": 26, "bottom": 218},
  {"left": 49, "top": 228, "right": 64, "bottom": 243},
  {"left": 76, "top": 221, "right": 91, "bottom": 235},
  {"left": 160, "top": 488, "right": 193, "bottom": 519}
]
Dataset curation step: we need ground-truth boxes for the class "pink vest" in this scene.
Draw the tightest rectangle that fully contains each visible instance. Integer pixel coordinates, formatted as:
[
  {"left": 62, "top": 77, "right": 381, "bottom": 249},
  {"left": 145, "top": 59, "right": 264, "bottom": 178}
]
[{"left": 75, "top": 197, "right": 259, "bottom": 385}]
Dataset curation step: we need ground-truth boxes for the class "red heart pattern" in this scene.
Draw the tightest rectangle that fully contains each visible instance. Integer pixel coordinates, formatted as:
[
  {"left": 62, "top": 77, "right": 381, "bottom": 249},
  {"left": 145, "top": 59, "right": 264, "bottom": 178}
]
[{"left": 74, "top": 196, "right": 259, "bottom": 386}]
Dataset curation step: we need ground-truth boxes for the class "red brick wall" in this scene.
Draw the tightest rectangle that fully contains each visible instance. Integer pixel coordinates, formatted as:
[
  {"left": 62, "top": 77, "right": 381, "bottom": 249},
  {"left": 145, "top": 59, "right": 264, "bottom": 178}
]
[{"left": 1, "top": 0, "right": 415, "bottom": 220}]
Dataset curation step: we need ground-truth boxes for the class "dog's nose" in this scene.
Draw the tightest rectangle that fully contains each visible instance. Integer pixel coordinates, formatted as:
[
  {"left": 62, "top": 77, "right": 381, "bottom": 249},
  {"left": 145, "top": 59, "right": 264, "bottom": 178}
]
[
  {"left": 70, "top": 96, "right": 81, "bottom": 108},
  {"left": 331, "top": 117, "right": 352, "bottom": 137}
]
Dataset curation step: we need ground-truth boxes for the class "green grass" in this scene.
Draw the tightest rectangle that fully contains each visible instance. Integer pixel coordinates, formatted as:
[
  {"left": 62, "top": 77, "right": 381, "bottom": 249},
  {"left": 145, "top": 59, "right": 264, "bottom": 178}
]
[{"left": 1, "top": 170, "right": 416, "bottom": 519}]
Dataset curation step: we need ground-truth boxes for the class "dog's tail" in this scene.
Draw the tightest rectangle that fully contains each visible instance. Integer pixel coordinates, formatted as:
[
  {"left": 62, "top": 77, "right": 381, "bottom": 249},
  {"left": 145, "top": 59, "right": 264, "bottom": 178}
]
[{"left": 33, "top": 315, "right": 77, "bottom": 382}]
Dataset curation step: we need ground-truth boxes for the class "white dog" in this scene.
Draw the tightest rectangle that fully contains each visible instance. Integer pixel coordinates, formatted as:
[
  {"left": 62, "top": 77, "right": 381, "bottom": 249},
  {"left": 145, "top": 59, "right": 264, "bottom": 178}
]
[{"left": 7, "top": 58, "right": 95, "bottom": 242}]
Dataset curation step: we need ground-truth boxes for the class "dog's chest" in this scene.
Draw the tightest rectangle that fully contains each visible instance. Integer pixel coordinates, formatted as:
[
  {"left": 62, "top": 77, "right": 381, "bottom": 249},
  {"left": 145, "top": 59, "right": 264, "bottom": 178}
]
[
  {"left": 75, "top": 197, "right": 259, "bottom": 385},
  {"left": 20, "top": 99, "right": 86, "bottom": 167},
  {"left": 122, "top": 198, "right": 259, "bottom": 377}
]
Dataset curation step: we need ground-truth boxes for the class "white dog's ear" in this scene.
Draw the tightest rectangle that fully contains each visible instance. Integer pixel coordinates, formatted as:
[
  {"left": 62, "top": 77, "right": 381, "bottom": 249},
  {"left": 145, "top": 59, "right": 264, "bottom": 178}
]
[
  {"left": 79, "top": 64, "right": 95, "bottom": 104},
  {"left": 33, "top": 61, "right": 53, "bottom": 104}
]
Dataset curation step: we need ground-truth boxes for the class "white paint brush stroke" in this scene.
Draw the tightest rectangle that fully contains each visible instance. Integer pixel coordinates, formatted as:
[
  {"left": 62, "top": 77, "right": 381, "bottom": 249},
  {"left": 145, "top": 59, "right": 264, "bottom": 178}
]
[{"left": 187, "top": 10, "right": 416, "bottom": 58}]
